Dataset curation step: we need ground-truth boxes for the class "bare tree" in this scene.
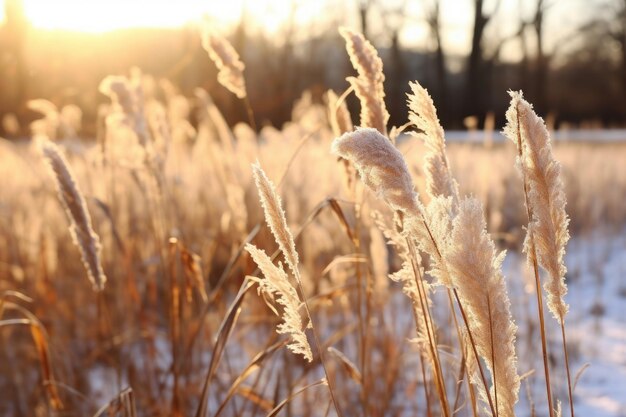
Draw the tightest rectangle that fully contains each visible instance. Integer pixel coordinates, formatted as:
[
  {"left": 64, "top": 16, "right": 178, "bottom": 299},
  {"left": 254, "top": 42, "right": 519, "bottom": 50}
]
[
  {"left": 465, "top": 0, "right": 502, "bottom": 119},
  {"left": 530, "top": 0, "right": 559, "bottom": 112},
  {"left": 609, "top": 0, "right": 626, "bottom": 108},
  {"left": 379, "top": 0, "right": 408, "bottom": 126},
  {"left": 359, "top": 0, "right": 374, "bottom": 40},
  {"left": 425, "top": 0, "right": 448, "bottom": 121}
]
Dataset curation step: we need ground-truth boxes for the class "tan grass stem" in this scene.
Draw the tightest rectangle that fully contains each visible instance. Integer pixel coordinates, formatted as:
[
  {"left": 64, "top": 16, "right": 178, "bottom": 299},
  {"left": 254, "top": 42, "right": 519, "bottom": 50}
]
[
  {"left": 505, "top": 94, "right": 555, "bottom": 417},
  {"left": 505, "top": 91, "right": 574, "bottom": 417},
  {"left": 251, "top": 162, "right": 345, "bottom": 417},
  {"left": 41, "top": 141, "right": 107, "bottom": 292}
]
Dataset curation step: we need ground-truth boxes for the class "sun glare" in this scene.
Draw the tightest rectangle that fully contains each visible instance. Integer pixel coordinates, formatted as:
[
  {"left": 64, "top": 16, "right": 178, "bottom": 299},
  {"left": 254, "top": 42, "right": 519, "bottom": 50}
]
[
  {"left": 20, "top": 0, "right": 242, "bottom": 32},
  {"left": 0, "top": 0, "right": 316, "bottom": 33}
]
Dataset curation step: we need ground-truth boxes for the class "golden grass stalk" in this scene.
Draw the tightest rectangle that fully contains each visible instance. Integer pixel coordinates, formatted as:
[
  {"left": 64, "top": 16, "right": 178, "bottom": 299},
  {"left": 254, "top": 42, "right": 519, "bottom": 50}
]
[
  {"left": 245, "top": 244, "right": 313, "bottom": 362},
  {"left": 326, "top": 89, "right": 353, "bottom": 137},
  {"left": 446, "top": 198, "right": 520, "bottom": 417},
  {"left": 339, "top": 27, "right": 389, "bottom": 137},
  {"left": 407, "top": 82, "right": 488, "bottom": 416},
  {"left": 250, "top": 162, "right": 344, "bottom": 417},
  {"left": 201, "top": 28, "right": 247, "bottom": 100},
  {"left": 41, "top": 141, "right": 107, "bottom": 291},
  {"left": 99, "top": 75, "right": 150, "bottom": 145},
  {"left": 251, "top": 162, "right": 299, "bottom": 275},
  {"left": 99, "top": 76, "right": 136, "bottom": 120},
  {"left": 504, "top": 91, "right": 569, "bottom": 322},
  {"left": 333, "top": 128, "right": 450, "bottom": 416},
  {"left": 407, "top": 81, "right": 459, "bottom": 202},
  {"left": 333, "top": 128, "right": 455, "bottom": 288},
  {"left": 505, "top": 91, "right": 574, "bottom": 417}
]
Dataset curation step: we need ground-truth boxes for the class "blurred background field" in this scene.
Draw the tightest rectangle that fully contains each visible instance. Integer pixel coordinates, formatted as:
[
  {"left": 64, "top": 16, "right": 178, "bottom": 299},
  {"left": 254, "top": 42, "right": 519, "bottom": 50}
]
[
  {"left": 1, "top": 0, "right": 626, "bottom": 135},
  {"left": 0, "top": 1, "right": 625, "bottom": 417}
]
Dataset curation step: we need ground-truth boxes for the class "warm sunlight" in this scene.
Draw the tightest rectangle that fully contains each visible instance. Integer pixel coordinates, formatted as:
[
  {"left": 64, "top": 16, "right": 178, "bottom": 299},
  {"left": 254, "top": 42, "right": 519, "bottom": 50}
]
[
  {"left": 0, "top": 0, "right": 323, "bottom": 33},
  {"left": 21, "top": 0, "right": 241, "bottom": 32}
]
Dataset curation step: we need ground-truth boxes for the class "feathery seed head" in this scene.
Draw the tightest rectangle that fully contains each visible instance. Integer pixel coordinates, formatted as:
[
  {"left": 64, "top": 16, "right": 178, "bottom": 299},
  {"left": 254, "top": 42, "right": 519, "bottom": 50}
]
[
  {"left": 446, "top": 198, "right": 520, "bottom": 417},
  {"left": 407, "top": 81, "right": 459, "bottom": 201},
  {"left": 339, "top": 27, "right": 389, "bottom": 136},
  {"left": 245, "top": 244, "right": 312, "bottom": 362},
  {"left": 331, "top": 127, "right": 418, "bottom": 214},
  {"left": 504, "top": 90, "right": 570, "bottom": 321},
  {"left": 202, "top": 28, "right": 247, "bottom": 99},
  {"left": 326, "top": 89, "right": 353, "bottom": 137},
  {"left": 251, "top": 162, "right": 300, "bottom": 276},
  {"left": 41, "top": 141, "right": 107, "bottom": 292}
]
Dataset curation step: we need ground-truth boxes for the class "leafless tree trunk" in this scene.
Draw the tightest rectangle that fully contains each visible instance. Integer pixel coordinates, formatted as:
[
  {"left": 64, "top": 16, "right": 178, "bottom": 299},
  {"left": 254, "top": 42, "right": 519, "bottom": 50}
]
[
  {"left": 380, "top": 0, "right": 408, "bottom": 126},
  {"left": 426, "top": 0, "right": 448, "bottom": 121},
  {"left": 359, "top": 0, "right": 373, "bottom": 40},
  {"left": 532, "top": 0, "right": 548, "bottom": 112},
  {"left": 616, "top": 0, "right": 626, "bottom": 109},
  {"left": 465, "top": 0, "right": 501, "bottom": 120}
]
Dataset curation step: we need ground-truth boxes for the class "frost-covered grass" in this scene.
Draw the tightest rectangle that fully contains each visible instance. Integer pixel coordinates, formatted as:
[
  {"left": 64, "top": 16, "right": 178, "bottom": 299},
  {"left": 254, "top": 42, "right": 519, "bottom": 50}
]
[{"left": 1, "top": 27, "right": 625, "bottom": 417}]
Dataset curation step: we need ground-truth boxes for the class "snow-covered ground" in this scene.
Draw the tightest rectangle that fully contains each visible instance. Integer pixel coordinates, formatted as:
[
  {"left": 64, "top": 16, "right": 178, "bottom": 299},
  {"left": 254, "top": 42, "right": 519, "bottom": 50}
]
[
  {"left": 445, "top": 129, "right": 626, "bottom": 143},
  {"left": 82, "top": 231, "right": 626, "bottom": 416},
  {"left": 503, "top": 231, "right": 626, "bottom": 417}
]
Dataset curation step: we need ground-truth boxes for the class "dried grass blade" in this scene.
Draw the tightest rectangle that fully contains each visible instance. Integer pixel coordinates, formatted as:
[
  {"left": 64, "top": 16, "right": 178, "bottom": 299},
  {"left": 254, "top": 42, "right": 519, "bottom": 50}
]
[
  {"left": 327, "top": 347, "right": 362, "bottom": 384},
  {"left": 265, "top": 379, "right": 328, "bottom": 417},
  {"left": 194, "top": 279, "right": 255, "bottom": 417},
  {"left": 30, "top": 323, "right": 64, "bottom": 411},
  {"left": 214, "top": 340, "right": 288, "bottom": 417},
  {"left": 236, "top": 386, "right": 274, "bottom": 412}
]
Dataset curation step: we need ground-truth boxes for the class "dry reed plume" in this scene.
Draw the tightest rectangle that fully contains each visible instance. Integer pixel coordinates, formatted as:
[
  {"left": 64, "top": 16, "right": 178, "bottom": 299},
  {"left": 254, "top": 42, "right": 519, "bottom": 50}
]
[
  {"left": 446, "top": 198, "right": 520, "bottom": 417},
  {"left": 505, "top": 91, "right": 575, "bottom": 417},
  {"left": 251, "top": 162, "right": 299, "bottom": 275},
  {"left": 41, "top": 141, "right": 107, "bottom": 291},
  {"left": 326, "top": 89, "right": 353, "bottom": 137},
  {"left": 201, "top": 28, "right": 247, "bottom": 99},
  {"left": 331, "top": 127, "right": 418, "bottom": 214},
  {"left": 407, "top": 81, "right": 459, "bottom": 202},
  {"left": 339, "top": 27, "right": 389, "bottom": 136},
  {"left": 504, "top": 91, "right": 570, "bottom": 322},
  {"left": 249, "top": 162, "right": 344, "bottom": 417},
  {"left": 244, "top": 244, "right": 312, "bottom": 361}
]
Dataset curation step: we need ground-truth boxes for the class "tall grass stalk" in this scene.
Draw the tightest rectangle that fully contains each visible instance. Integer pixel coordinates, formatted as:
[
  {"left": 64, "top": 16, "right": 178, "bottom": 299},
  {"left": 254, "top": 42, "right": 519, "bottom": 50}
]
[
  {"left": 505, "top": 93, "right": 556, "bottom": 417},
  {"left": 505, "top": 91, "right": 575, "bottom": 417},
  {"left": 250, "top": 162, "right": 345, "bottom": 417}
]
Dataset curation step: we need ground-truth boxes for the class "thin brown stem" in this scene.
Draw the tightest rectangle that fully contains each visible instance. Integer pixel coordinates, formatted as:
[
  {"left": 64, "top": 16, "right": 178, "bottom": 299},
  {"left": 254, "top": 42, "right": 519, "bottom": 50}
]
[
  {"left": 451, "top": 354, "right": 466, "bottom": 415},
  {"left": 293, "top": 272, "right": 345, "bottom": 417},
  {"left": 243, "top": 95, "right": 257, "bottom": 132},
  {"left": 419, "top": 352, "right": 433, "bottom": 417},
  {"left": 515, "top": 104, "right": 555, "bottom": 417},
  {"left": 487, "top": 296, "right": 498, "bottom": 417},
  {"left": 446, "top": 288, "right": 469, "bottom": 416},
  {"left": 560, "top": 319, "right": 575, "bottom": 417},
  {"left": 414, "top": 212, "right": 489, "bottom": 417},
  {"left": 406, "top": 237, "right": 451, "bottom": 417},
  {"left": 467, "top": 367, "right": 479, "bottom": 417},
  {"left": 354, "top": 201, "right": 372, "bottom": 417},
  {"left": 453, "top": 289, "right": 498, "bottom": 417}
]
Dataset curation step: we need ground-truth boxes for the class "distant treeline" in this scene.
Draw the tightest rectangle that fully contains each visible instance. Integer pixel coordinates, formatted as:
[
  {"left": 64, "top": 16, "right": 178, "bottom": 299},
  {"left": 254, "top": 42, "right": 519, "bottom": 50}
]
[{"left": 0, "top": 1, "right": 625, "bottom": 137}]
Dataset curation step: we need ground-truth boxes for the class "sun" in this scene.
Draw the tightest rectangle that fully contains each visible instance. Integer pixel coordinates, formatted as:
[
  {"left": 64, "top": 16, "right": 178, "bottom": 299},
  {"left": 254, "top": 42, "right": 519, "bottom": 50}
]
[
  {"left": 19, "top": 0, "right": 243, "bottom": 32},
  {"left": 0, "top": 0, "right": 310, "bottom": 33}
]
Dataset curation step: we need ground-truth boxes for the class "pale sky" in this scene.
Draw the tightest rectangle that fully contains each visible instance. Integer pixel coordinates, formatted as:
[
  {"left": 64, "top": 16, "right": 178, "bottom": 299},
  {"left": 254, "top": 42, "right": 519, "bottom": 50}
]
[{"left": 0, "top": 0, "right": 603, "bottom": 62}]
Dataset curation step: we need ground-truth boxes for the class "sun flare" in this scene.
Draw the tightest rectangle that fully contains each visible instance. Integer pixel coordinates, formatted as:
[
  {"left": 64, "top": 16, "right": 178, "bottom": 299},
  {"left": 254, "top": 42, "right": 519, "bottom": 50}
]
[{"left": 1, "top": 0, "right": 313, "bottom": 33}]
